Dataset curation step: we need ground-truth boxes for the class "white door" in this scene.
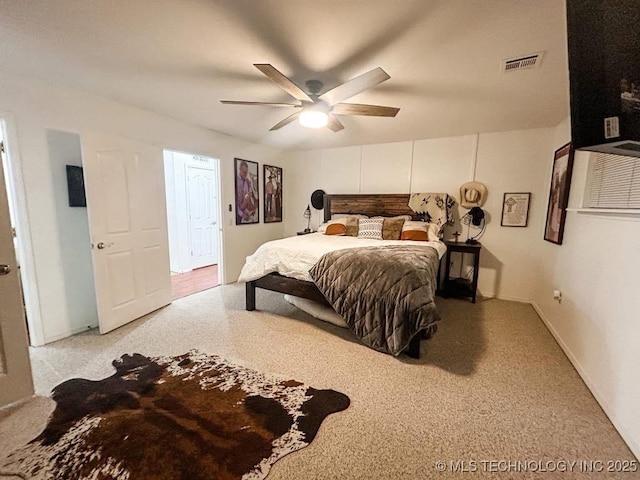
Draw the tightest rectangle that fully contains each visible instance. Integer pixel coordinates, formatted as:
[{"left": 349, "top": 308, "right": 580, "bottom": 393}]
[
  {"left": 0, "top": 147, "right": 34, "bottom": 406},
  {"left": 82, "top": 132, "right": 172, "bottom": 334},
  {"left": 187, "top": 166, "right": 219, "bottom": 269}
]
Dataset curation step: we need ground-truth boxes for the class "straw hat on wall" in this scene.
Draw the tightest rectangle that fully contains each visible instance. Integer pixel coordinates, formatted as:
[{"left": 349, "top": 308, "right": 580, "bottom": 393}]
[{"left": 459, "top": 181, "right": 488, "bottom": 208}]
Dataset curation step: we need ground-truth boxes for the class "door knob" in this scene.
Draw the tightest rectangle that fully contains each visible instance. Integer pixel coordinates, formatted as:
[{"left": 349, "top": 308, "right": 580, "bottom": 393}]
[
  {"left": 97, "top": 242, "right": 106, "bottom": 249},
  {"left": 0, "top": 264, "right": 11, "bottom": 275}
]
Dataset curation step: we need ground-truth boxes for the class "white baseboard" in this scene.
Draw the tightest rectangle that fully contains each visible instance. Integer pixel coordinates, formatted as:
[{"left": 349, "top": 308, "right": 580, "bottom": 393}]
[
  {"left": 531, "top": 301, "right": 640, "bottom": 460},
  {"left": 0, "top": 394, "right": 36, "bottom": 413},
  {"left": 41, "top": 324, "right": 97, "bottom": 345},
  {"left": 478, "top": 291, "right": 532, "bottom": 304}
]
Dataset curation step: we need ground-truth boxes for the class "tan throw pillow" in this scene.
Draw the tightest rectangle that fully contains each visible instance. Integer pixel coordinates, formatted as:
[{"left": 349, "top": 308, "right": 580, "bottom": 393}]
[
  {"left": 382, "top": 218, "right": 405, "bottom": 240},
  {"left": 325, "top": 223, "right": 347, "bottom": 235},
  {"left": 400, "top": 230, "right": 429, "bottom": 241},
  {"left": 345, "top": 216, "right": 361, "bottom": 237},
  {"left": 401, "top": 221, "right": 440, "bottom": 242}
]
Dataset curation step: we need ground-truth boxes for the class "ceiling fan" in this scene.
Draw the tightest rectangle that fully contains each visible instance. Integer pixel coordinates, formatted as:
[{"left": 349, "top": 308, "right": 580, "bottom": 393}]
[{"left": 220, "top": 64, "right": 400, "bottom": 132}]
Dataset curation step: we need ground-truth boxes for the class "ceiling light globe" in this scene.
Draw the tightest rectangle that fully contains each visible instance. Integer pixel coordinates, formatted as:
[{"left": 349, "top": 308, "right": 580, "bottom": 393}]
[{"left": 299, "top": 110, "right": 328, "bottom": 129}]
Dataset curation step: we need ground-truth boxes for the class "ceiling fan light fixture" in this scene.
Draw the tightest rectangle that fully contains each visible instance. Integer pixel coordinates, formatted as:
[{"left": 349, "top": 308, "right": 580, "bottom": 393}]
[
  {"left": 223, "top": 64, "right": 399, "bottom": 132},
  {"left": 299, "top": 110, "right": 329, "bottom": 129}
]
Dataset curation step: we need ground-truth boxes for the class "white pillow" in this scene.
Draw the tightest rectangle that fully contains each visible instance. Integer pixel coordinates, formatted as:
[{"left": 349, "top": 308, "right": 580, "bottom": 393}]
[
  {"left": 357, "top": 218, "right": 384, "bottom": 240},
  {"left": 426, "top": 223, "right": 443, "bottom": 241}
]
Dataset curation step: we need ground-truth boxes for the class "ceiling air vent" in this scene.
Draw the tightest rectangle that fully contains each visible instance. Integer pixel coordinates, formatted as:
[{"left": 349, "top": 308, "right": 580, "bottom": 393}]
[{"left": 501, "top": 52, "right": 544, "bottom": 72}]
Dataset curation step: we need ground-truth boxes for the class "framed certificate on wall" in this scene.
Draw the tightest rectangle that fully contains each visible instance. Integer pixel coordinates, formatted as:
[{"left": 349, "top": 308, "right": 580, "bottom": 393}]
[{"left": 501, "top": 192, "right": 531, "bottom": 227}]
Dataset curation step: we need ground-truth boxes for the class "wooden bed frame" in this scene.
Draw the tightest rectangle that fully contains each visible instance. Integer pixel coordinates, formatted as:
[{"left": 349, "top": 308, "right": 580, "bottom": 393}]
[{"left": 245, "top": 193, "right": 431, "bottom": 358}]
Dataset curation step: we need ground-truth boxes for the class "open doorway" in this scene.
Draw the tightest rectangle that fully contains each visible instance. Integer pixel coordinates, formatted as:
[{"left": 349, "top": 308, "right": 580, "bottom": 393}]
[
  {"left": 163, "top": 150, "right": 222, "bottom": 300},
  {"left": 0, "top": 114, "right": 44, "bottom": 347},
  {"left": 0, "top": 122, "right": 102, "bottom": 348}
]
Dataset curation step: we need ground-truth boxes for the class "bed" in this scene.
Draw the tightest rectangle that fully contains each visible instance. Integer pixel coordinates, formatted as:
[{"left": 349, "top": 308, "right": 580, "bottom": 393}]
[{"left": 239, "top": 194, "right": 446, "bottom": 358}]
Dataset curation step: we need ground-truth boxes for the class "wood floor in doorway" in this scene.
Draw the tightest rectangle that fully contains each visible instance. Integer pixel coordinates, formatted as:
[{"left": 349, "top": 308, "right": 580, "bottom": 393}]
[{"left": 170, "top": 265, "right": 219, "bottom": 300}]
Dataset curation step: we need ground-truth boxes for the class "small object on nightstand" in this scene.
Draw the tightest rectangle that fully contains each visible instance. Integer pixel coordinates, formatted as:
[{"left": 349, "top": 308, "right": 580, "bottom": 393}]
[
  {"left": 461, "top": 206, "right": 485, "bottom": 244},
  {"left": 297, "top": 230, "right": 314, "bottom": 236},
  {"left": 439, "top": 240, "right": 482, "bottom": 303},
  {"left": 452, "top": 231, "right": 461, "bottom": 243},
  {"left": 303, "top": 204, "right": 311, "bottom": 233}
]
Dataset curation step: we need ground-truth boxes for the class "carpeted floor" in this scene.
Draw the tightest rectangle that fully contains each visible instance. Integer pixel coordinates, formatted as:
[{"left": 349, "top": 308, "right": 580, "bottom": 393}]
[{"left": 1, "top": 284, "right": 637, "bottom": 479}]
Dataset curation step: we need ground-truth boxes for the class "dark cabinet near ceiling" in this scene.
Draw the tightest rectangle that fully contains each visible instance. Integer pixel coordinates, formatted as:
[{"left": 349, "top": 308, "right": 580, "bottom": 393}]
[{"left": 567, "top": 0, "right": 640, "bottom": 157}]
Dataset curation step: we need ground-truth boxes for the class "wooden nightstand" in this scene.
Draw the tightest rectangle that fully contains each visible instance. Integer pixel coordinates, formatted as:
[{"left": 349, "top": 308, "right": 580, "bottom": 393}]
[
  {"left": 296, "top": 230, "right": 314, "bottom": 235},
  {"left": 440, "top": 241, "right": 482, "bottom": 303}
]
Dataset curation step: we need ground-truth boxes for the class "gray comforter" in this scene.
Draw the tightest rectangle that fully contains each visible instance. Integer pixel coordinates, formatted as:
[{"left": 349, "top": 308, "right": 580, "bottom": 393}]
[{"left": 309, "top": 245, "right": 441, "bottom": 356}]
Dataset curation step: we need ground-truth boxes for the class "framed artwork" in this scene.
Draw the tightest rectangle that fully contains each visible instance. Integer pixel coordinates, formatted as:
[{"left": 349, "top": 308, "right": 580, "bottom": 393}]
[
  {"left": 263, "top": 164, "right": 283, "bottom": 223},
  {"left": 501, "top": 192, "right": 531, "bottom": 227},
  {"left": 544, "top": 143, "right": 574, "bottom": 244},
  {"left": 234, "top": 158, "right": 259, "bottom": 225},
  {"left": 65, "top": 165, "right": 87, "bottom": 207}
]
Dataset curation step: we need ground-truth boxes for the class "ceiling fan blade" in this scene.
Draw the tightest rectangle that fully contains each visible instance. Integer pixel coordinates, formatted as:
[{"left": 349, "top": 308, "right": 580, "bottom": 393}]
[
  {"left": 254, "top": 64, "right": 313, "bottom": 103},
  {"left": 332, "top": 103, "right": 400, "bottom": 117},
  {"left": 327, "top": 114, "right": 345, "bottom": 132},
  {"left": 220, "top": 100, "right": 301, "bottom": 107},
  {"left": 270, "top": 111, "right": 301, "bottom": 131},
  {"left": 319, "top": 67, "right": 391, "bottom": 105}
]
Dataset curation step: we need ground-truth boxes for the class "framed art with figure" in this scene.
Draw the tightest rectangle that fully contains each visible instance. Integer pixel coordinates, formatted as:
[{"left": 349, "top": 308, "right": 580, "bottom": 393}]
[
  {"left": 263, "top": 164, "right": 283, "bottom": 223},
  {"left": 544, "top": 143, "right": 574, "bottom": 244},
  {"left": 235, "top": 158, "right": 259, "bottom": 225}
]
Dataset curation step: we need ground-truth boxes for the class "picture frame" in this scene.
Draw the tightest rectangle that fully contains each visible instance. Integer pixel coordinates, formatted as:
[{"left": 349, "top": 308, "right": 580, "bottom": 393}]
[
  {"left": 544, "top": 143, "right": 574, "bottom": 244},
  {"left": 234, "top": 158, "right": 259, "bottom": 225},
  {"left": 263, "top": 164, "right": 283, "bottom": 223},
  {"left": 65, "top": 165, "right": 87, "bottom": 207},
  {"left": 501, "top": 192, "right": 531, "bottom": 227}
]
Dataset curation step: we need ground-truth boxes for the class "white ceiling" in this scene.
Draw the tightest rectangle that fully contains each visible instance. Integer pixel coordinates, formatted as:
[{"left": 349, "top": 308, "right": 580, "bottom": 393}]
[{"left": 0, "top": 0, "right": 569, "bottom": 150}]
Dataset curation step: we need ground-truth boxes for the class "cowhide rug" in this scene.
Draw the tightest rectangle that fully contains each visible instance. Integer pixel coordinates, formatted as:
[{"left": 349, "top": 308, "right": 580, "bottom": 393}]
[{"left": 2, "top": 350, "right": 350, "bottom": 480}]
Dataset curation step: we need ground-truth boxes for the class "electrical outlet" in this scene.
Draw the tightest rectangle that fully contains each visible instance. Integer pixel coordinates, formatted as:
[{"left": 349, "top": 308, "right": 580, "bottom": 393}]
[{"left": 553, "top": 290, "right": 562, "bottom": 303}]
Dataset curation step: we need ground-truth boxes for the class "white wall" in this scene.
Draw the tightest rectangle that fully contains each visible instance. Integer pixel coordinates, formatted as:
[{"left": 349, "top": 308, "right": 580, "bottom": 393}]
[
  {"left": 164, "top": 151, "right": 218, "bottom": 274},
  {"left": 0, "top": 71, "right": 285, "bottom": 344},
  {"left": 532, "top": 117, "right": 640, "bottom": 458},
  {"left": 283, "top": 127, "right": 553, "bottom": 301},
  {"left": 45, "top": 130, "right": 98, "bottom": 332}
]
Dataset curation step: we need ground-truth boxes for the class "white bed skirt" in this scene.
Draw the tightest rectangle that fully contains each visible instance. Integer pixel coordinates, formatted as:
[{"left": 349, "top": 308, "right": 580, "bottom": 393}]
[{"left": 283, "top": 294, "right": 348, "bottom": 328}]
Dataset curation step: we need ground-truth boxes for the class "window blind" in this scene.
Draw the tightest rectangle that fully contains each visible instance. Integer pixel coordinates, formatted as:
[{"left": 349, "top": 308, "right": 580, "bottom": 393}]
[{"left": 586, "top": 153, "right": 640, "bottom": 209}]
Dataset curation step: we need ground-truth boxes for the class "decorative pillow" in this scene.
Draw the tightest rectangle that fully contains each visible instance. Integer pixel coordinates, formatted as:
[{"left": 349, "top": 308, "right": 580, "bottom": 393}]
[
  {"left": 326, "top": 223, "right": 347, "bottom": 235},
  {"left": 318, "top": 218, "right": 347, "bottom": 235},
  {"left": 401, "top": 229, "right": 428, "bottom": 241},
  {"left": 382, "top": 218, "right": 406, "bottom": 240},
  {"left": 401, "top": 221, "right": 440, "bottom": 242},
  {"left": 329, "top": 214, "right": 369, "bottom": 236},
  {"left": 345, "top": 216, "right": 362, "bottom": 237},
  {"left": 357, "top": 218, "right": 384, "bottom": 240}
]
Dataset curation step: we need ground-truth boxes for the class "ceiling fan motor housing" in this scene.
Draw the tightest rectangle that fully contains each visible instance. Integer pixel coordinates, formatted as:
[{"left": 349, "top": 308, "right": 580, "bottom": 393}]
[{"left": 305, "top": 79, "right": 324, "bottom": 95}]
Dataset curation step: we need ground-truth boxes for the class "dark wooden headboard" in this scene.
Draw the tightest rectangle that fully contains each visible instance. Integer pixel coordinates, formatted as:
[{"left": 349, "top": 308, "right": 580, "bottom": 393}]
[{"left": 323, "top": 194, "right": 418, "bottom": 222}]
